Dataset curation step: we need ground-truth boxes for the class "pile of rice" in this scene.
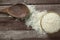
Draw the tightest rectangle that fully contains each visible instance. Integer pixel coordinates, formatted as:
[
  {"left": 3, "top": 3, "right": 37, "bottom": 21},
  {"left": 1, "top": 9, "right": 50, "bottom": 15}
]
[
  {"left": 25, "top": 5, "right": 48, "bottom": 34},
  {"left": 25, "top": 5, "right": 60, "bottom": 34}
]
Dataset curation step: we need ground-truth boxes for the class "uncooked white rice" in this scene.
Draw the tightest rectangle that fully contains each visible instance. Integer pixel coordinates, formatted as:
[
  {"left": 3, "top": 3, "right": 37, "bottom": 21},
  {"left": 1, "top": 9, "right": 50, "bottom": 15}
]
[
  {"left": 25, "top": 5, "right": 60, "bottom": 34},
  {"left": 25, "top": 5, "right": 48, "bottom": 35}
]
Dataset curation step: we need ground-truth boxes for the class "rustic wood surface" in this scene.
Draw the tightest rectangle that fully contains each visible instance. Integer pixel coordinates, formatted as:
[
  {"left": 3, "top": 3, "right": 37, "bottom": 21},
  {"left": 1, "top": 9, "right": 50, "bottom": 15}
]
[
  {"left": 0, "top": 0, "right": 60, "bottom": 40},
  {"left": 0, "top": 0, "right": 60, "bottom": 5}
]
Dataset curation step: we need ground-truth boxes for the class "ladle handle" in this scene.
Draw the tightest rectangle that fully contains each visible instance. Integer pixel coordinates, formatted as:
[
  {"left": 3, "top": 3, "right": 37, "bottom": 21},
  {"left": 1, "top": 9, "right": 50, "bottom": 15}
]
[
  {"left": 0, "top": 8, "right": 8, "bottom": 13},
  {"left": 0, "top": 6, "right": 12, "bottom": 13}
]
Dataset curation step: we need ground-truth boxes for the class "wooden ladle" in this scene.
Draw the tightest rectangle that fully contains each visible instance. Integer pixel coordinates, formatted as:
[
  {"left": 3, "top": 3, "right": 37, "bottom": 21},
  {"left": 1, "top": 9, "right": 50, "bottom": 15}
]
[{"left": 1, "top": 3, "right": 30, "bottom": 19}]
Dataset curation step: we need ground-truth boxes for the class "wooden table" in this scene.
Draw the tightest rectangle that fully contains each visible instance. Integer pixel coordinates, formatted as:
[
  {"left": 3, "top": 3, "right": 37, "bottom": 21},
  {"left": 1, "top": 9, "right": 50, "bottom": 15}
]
[{"left": 0, "top": 0, "right": 60, "bottom": 40}]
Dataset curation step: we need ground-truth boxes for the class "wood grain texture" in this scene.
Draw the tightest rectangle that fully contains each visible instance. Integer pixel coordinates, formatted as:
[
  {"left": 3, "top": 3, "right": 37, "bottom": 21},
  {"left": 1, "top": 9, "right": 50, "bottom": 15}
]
[
  {"left": 0, "top": 0, "right": 24, "bottom": 4},
  {"left": 0, "top": 4, "right": 60, "bottom": 40},
  {"left": 1, "top": 5, "right": 60, "bottom": 13},
  {"left": 0, "top": 0, "right": 60, "bottom": 5},
  {"left": 0, "top": 31, "right": 48, "bottom": 40},
  {"left": 35, "top": 5, "right": 60, "bottom": 15},
  {"left": 24, "top": 0, "right": 60, "bottom": 4}
]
